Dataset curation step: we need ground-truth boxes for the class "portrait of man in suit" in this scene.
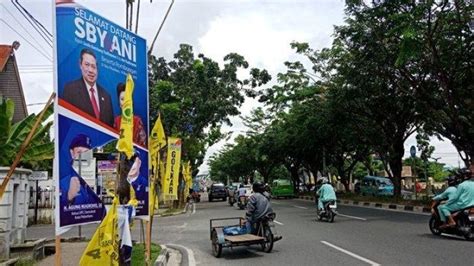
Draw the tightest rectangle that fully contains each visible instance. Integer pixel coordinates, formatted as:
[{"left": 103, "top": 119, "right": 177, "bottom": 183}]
[{"left": 62, "top": 48, "right": 114, "bottom": 127}]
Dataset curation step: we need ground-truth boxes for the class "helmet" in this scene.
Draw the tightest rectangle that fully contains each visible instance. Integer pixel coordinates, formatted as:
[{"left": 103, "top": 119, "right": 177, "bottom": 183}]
[
  {"left": 446, "top": 175, "right": 458, "bottom": 186},
  {"left": 252, "top": 181, "right": 265, "bottom": 193},
  {"left": 456, "top": 168, "right": 472, "bottom": 181}
]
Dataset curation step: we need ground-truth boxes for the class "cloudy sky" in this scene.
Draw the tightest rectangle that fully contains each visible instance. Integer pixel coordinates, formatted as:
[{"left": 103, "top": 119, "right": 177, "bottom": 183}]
[{"left": 0, "top": 0, "right": 463, "bottom": 174}]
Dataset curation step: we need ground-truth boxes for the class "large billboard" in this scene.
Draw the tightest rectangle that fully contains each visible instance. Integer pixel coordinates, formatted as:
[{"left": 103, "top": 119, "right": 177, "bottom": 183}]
[{"left": 54, "top": 2, "right": 149, "bottom": 234}]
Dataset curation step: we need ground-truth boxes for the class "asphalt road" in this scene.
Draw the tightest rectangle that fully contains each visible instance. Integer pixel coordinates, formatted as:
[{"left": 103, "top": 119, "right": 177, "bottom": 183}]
[
  {"left": 152, "top": 194, "right": 473, "bottom": 266},
  {"left": 27, "top": 194, "right": 473, "bottom": 265}
]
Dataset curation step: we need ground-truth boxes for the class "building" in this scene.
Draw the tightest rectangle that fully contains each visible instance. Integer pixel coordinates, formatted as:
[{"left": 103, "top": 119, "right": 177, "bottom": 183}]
[{"left": 0, "top": 42, "right": 28, "bottom": 123}]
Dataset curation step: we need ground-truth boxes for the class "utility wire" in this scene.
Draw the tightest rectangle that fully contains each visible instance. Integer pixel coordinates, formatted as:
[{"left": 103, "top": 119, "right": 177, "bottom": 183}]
[
  {"left": 11, "top": 0, "right": 52, "bottom": 47},
  {"left": 0, "top": 3, "right": 51, "bottom": 57},
  {"left": 16, "top": 0, "right": 52, "bottom": 37},
  {"left": 0, "top": 18, "right": 52, "bottom": 61},
  {"left": 148, "top": 0, "right": 175, "bottom": 55}
]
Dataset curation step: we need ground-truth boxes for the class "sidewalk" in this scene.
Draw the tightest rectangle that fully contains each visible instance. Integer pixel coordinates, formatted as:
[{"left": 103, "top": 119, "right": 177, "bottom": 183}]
[{"left": 37, "top": 241, "right": 182, "bottom": 265}]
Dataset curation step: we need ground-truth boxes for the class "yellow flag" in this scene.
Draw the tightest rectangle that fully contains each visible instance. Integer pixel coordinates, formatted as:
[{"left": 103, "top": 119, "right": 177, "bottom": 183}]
[
  {"left": 163, "top": 137, "right": 182, "bottom": 200},
  {"left": 184, "top": 161, "right": 193, "bottom": 199},
  {"left": 80, "top": 196, "right": 119, "bottom": 266},
  {"left": 116, "top": 74, "right": 134, "bottom": 159},
  {"left": 149, "top": 113, "right": 167, "bottom": 171}
]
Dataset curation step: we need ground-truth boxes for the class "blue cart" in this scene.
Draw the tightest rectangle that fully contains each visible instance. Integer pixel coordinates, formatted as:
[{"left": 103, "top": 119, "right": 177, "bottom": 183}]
[{"left": 209, "top": 215, "right": 281, "bottom": 258}]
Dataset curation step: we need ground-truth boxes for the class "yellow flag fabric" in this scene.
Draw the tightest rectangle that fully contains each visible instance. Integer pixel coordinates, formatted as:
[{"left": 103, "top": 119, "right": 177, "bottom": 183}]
[
  {"left": 80, "top": 196, "right": 119, "bottom": 266},
  {"left": 163, "top": 137, "right": 182, "bottom": 200},
  {"left": 149, "top": 114, "right": 167, "bottom": 171},
  {"left": 183, "top": 161, "right": 192, "bottom": 199},
  {"left": 116, "top": 74, "right": 134, "bottom": 159}
]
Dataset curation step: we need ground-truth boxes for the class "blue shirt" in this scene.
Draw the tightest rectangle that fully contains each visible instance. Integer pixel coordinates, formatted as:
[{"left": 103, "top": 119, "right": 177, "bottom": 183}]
[
  {"left": 317, "top": 184, "right": 337, "bottom": 202},
  {"left": 433, "top": 186, "right": 457, "bottom": 201},
  {"left": 446, "top": 180, "right": 474, "bottom": 210}
]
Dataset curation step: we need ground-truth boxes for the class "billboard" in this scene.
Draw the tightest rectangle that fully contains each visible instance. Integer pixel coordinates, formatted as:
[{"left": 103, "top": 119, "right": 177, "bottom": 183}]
[{"left": 54, "top": 2, "right": 149, "bottom": 234}]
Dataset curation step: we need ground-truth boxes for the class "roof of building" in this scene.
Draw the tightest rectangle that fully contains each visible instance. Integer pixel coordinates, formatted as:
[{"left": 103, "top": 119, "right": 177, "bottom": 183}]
[
  {"left": 0, "top": 45, "right": 12, "bottom": 71},
  {"left": 0, "top": 44, "right": 28, "bottom": 123}
]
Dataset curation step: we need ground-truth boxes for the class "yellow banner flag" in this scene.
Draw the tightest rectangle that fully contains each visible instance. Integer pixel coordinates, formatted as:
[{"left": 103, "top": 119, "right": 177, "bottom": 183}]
[
  {"left": 80, "top": 196, "right": 119, "bottom": 266},
  {"left": 116, "top": 74, "right": 134, "bottom": 159},
  {"left": 163, "top": 137, "right": 182, "bottom": 200},
  {"left": 149, "top": 113, "right": 167, "bottom": 171},
  {"left": 183, "top": 161, "right": 192, "bottom": 199}
]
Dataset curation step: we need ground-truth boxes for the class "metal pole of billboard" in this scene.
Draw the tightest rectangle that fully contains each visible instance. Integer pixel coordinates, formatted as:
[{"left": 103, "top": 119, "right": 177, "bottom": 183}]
[{"left": 78, "top": 153, "right": 82, "bottom": 238}]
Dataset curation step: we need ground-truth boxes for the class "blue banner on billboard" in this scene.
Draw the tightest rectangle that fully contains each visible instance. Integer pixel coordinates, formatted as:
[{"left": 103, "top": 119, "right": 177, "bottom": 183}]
[{"left": 54, "top": 2, "right": 148, "bottom": 233}]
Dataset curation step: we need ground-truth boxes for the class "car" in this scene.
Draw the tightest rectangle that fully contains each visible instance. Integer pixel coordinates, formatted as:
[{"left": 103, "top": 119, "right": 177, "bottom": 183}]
[
  {"left": 209, "top": 183, "right": 227, "bottom": 202},
  {"left": 359, "top": 176, "right": 394, "bottom": 196},
  {"left": 271, "top": 179, "right": 295, "bottom": 198}
]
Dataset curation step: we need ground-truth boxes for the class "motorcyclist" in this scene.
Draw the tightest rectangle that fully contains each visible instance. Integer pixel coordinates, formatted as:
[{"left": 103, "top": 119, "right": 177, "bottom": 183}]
[
  {"left": 439, "top": 168, "right": 474, "bottom": 228},
  {"left": 432, "top": 175, "right": 458, "bottom": 220},
  {"left": 316, "top": 177, "right": 337, "bottom": 213},
  {"left": 238, "top": 184, "right": 247, "bottom": 197},
  {"left": 245, "top": 181, "right": 273, "bottom": 233}
]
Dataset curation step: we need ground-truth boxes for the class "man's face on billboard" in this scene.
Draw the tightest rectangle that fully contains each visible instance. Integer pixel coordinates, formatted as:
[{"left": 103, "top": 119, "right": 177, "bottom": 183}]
[{"left": 80, "top": 53, "right": 98, "bottom": 86}]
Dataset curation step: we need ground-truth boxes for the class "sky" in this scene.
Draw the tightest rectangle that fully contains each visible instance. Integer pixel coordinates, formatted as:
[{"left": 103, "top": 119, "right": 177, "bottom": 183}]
[{"left": 0, "top": 0, "right": 463, "bottom": 174}]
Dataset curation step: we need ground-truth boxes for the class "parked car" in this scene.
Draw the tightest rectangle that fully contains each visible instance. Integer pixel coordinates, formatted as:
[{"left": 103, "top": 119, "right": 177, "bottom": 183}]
[
  {"left": 209, "top": 183, "right": 227, "bottom": 201},
  {"left": 271, "top": 179, "right": 295, "bottom": 198},
  {"left": 360, "top": 176, "right": 394, "bottom": 196}
]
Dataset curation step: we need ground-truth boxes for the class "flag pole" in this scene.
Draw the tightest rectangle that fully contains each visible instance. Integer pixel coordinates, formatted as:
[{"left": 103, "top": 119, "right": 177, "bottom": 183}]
[{"left": 55, "top": 235, "right": 61, "bottom": 265}]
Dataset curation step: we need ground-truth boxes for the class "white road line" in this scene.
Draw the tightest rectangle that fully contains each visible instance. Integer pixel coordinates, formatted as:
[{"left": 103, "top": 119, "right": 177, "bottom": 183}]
[
  {"left": 274, "top": 220, "right": 284, "bottom": 225},
  {"left": 272, "top": 201, "right": 282, "bottom": 205},
  {"left": 321, "top": 241, "right": 381, "bottom": 266},
  {"left": 338, "top": 213, "right": 367, "bottom": 221},
  {"left": 293, "top": 205, "right": 308, "bottom": 209}
]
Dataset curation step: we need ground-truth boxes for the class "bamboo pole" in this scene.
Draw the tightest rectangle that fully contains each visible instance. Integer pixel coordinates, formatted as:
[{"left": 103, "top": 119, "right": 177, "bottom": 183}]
[
  {"left": 0, "top": 92, "right": 55, "bottom": 199},
  {"left": 55, "top": 235, "right": 61, "bottom": 265}
]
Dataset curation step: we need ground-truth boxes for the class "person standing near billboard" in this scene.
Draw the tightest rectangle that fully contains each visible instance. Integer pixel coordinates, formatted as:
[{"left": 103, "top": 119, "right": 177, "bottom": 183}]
[{"left": 62, "top": 48, "right": 114, "bottom": 127}]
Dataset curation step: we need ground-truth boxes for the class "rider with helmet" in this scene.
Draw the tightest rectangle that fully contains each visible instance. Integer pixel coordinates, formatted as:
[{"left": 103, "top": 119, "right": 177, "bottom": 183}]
[
  {"left": 432, "top": 175, "right": 459, "bottom": 221},
  {"left": 245, "top": 181, "right": 273, "bottom": 233},
  {"left": 439, "top": 168, "right": 474, "bottom": 228},
  {"left": 316, "top": 177, "right": 337, "bottom": 213}
]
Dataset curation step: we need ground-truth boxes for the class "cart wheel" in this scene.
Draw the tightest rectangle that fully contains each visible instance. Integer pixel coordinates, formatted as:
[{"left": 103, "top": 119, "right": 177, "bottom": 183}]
[
  {"left": 260, "top": 225, "right": 274, "bottom": 253},
  {"left": 211, "top": 230, "right": 222, "bottom": 257}
]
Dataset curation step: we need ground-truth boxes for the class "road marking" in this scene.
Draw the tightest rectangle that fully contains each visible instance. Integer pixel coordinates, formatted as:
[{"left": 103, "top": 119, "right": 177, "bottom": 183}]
[
  {"left": 293, "top": 205, "right": 308, "bottom": 209},
  {"left": 272, "top": 201, "right": 281, "bottom": 205},
  {"left": 321, "top": 241, "right": 380, "bottom": 266},
  {"left": 338, "top": 213, "right": 367, "bottom": 221},
  {"left": 274, "top": 220, "right": 284, "bottom": 225}
]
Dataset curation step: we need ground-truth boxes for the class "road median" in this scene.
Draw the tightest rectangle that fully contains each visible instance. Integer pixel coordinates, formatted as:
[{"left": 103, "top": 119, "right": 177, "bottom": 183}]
[{"left": 297, "top": 196, "right": 431, "bottom": 214}]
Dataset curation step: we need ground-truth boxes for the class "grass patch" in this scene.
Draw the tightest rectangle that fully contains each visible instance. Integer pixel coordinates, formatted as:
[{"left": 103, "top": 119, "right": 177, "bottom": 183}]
[
  {"left": 15, "top": 258, "right": 36, "bottom": 266},
  {"left": 131, "top": 243, "right": 161, "bottom": 266}
]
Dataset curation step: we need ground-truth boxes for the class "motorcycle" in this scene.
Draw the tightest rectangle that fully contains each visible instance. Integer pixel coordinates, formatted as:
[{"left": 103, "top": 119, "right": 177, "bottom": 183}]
[
  {"left": 238, "top": 195, "right": 248, "bottom": 210},
  {"left": 429, "top": 200, "right": 474, "bottom": 241},
  {"left": 228, "top": 191, "right": 236, "bottom": 206},
  {"left": 316, "top": 199, "right": 337, "bottom": 223}
]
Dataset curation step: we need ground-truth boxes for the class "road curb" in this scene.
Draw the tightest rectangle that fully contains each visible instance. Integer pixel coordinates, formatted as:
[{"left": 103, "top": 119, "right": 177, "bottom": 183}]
[
  {"left": 297, "top": 196, "right": 431, "bottom": 214},
  {"left": 155, "top": 245, "right": 170, "bottom": 266},
  {"left": 165, "top": 244, "right": 196, "bottom": 266}
]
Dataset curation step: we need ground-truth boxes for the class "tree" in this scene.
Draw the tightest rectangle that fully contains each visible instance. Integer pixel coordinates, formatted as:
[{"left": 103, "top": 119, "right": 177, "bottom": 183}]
[
  {"left": 0, "top": 97, "right": 54, "bottom": 170},
  {"left": 149, "top": 44, "right": 271, "bottom": 173}
]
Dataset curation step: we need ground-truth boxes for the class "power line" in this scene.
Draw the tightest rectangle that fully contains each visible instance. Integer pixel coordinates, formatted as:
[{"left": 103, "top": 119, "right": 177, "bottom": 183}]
[
  {"left": 11, "top": 0, "right": 52, "bottom": 47},
  {"left": 0, "top": 3, "right": 51, "bottom": 57},
  {"left": 16, "top": 0, "right": 52, "bottom": 37},
  {"left": 0, "top": 18, "right": 52, "bottom": 61}
]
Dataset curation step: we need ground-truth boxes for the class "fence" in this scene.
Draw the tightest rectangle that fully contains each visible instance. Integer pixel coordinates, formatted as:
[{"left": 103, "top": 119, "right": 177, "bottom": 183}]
[{"left": 28, "top": 189, "right": 54, "bottom": 209}]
